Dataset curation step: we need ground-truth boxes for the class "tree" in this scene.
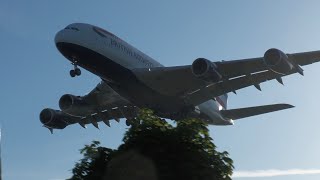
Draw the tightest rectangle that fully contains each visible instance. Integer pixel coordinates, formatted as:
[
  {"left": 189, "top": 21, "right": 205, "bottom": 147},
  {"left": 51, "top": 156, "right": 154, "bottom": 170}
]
[
  {"left": 68, "top": 141, "right": 114, "bottom": 180},
  {"left": 68, "top": 109, "right": 233, "bottom": 180}
]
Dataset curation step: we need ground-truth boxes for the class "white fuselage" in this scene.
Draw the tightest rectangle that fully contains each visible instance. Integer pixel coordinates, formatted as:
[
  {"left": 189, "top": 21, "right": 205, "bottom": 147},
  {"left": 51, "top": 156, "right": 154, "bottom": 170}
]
[{"left": 55, "top": 23, "right": 233, "bottom": 125}]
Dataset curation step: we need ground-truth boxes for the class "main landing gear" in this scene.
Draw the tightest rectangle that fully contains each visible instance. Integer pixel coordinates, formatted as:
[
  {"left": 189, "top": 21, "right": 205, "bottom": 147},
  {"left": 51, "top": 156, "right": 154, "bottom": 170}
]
[{"left": 70, "top": 60, "right": 81, "bottom": 77}]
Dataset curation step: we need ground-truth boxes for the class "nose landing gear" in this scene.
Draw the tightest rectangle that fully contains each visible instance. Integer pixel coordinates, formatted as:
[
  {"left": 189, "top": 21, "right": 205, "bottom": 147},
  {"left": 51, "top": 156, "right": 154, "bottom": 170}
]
[{"left": 70, "top": 60, "right": 81, "bottom": 77}]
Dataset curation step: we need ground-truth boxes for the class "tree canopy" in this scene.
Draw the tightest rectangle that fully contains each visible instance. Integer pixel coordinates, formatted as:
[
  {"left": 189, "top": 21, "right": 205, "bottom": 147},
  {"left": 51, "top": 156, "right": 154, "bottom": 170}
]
[{"left": 68, "top": 109, "right": 233, "bottom": 180}]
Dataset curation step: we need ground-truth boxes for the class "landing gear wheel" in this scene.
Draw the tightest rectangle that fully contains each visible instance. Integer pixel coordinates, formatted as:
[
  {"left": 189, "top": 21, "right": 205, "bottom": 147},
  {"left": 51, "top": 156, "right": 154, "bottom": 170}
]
[
  {"left": 70, "top": 70, "right": 76, "bottom": 77},
  {"left": 75, "top": 68, "right": 81, "bottom": 76},
  {"left": 70, "top": 59, "right": 81, "bottom": 77}
]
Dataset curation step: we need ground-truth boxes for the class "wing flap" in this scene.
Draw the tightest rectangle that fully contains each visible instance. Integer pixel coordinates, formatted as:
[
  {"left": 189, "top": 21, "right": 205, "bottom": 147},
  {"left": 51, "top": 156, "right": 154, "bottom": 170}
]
[{"left": 220, "top": 103, "right": 294, "bottom": 120}]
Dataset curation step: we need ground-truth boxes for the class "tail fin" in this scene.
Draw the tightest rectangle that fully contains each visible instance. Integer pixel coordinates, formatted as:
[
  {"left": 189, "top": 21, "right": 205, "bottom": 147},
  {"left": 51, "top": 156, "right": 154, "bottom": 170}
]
[{"left": 220, "top": 103, "right": 294, "bottom": 120}]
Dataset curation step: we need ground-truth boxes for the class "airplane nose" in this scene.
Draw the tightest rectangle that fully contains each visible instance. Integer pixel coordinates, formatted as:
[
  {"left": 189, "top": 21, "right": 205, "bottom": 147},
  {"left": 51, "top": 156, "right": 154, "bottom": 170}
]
[
  {"left": 54, "top": 25, "right": 81, "bottom": 45},
  {"left": 54, "top": 30, "right": 65, "bottom": 44}
]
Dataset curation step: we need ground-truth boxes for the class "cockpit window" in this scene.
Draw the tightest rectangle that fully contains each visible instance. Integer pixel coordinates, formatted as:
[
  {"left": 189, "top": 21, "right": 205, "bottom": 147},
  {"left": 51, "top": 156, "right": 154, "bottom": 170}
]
[{"left": 64, "top": 26, "right": 79, "bottom": 31}]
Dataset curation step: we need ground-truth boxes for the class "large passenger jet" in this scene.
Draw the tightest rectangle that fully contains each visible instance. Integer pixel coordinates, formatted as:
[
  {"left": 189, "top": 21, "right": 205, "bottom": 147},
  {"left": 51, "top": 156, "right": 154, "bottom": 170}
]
[{"left": 40, "top": 23, "right": 320, "bottom": 133}]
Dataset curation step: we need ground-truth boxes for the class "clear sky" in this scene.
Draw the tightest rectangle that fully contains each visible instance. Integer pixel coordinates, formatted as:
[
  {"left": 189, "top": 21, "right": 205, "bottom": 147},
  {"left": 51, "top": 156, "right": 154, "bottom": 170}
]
[{"left": 1, "top": 1, "right": 320, "bottom": 180}]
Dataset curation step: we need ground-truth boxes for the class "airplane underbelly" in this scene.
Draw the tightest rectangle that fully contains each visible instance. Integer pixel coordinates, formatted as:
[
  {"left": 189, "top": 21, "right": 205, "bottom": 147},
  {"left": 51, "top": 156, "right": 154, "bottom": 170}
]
[{"left": 56, "top": 42, "right": 187, "bottom": 114}]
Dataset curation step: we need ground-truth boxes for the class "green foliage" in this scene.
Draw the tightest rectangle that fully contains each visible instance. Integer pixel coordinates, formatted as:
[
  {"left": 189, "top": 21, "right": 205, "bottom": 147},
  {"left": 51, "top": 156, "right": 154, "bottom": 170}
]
[
  {"left": 68, "top": 141, "right": 114, "bottom": 180},
  {"left": 68, "top": 109, "right": 234, "bottom": 180}
]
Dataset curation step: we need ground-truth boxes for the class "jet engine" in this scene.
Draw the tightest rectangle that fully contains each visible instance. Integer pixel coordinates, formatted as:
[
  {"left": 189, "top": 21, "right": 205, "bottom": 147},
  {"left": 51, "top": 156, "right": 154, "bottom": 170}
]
[
  {"left": 263, "top": 48, "right": 294, "bottom": 75},
  {"left": 59, "top": 94, "right": 90, "bottom": 115},
  {"left": 39, "top": 108, "right": 74, "bottom": 129},
  {"left": 191, "top": 58, "right": 222, "bottom": 83}
]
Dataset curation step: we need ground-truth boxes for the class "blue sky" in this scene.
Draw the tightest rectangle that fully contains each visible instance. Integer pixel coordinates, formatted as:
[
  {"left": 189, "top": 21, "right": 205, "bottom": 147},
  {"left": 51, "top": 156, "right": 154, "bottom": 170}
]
[{"left": 1, "top": 1, "right": 320, "bottom": 179}]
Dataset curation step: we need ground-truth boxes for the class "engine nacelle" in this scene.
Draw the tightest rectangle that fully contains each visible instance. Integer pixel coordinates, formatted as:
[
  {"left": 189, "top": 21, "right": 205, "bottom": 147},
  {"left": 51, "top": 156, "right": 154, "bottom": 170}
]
[
  {"left": 191, "top": 58, "right": 222, "bottom": 83},
  {"left": 59, "top": 94, "right": 89, "bottom": 115},
  {"left": 39, "top": 108, "right": 73, "bottom": 129},
  {"left": 263, "top": 48, "right": 294, "bottom": 75}
]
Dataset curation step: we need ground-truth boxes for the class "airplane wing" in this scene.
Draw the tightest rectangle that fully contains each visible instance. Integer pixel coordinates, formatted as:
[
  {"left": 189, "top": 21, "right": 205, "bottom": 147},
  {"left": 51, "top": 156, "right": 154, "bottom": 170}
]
[
  {"left": 133, "top": 49, "right": 320, "bottom": 105},
  {"left": 77, "top": 82, "right": 137, "bottom": 128},
  {"left": 132, "top": 65, "right": 208, "bottom": 97},
  {"left": 214, "top": 50, "right": 320, "bottom": 78},
  {"left": 81, "top": 81, "right": 133, "bottom": 116},
  {"left": 41, "top": 81, "right": 138, "bottom": 130}
]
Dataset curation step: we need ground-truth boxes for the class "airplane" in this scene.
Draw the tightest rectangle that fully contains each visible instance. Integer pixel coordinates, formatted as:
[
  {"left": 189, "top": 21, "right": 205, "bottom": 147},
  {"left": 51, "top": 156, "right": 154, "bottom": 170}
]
[{"left": 40, "top": 23, "right": 320, "bottom": 133}]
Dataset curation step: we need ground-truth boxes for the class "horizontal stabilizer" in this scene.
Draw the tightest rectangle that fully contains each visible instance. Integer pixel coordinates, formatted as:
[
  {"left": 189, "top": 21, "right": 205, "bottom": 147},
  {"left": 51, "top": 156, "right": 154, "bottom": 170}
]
[{"left": 220, "top": 103, "right": 294, "bottom": 120}]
